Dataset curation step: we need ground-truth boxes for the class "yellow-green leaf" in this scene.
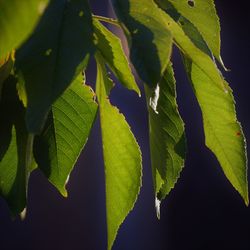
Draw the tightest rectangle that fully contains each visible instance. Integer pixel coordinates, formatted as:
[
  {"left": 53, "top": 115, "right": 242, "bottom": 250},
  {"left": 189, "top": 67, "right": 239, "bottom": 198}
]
[
  {"left": 0, "top": 0, "right": 49, "bottom": 58},
  {"left": 96, "top": 55, "right": 142, "bottom": 250},
  {"left": 93, "top": 19, "right": 140, "bottom": 95}
]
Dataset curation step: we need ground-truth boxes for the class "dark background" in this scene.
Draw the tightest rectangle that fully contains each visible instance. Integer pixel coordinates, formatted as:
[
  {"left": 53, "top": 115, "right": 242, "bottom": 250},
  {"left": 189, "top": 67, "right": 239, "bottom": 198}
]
[{"left": 1, "top": 1, "right": 250, "bottom": 249}]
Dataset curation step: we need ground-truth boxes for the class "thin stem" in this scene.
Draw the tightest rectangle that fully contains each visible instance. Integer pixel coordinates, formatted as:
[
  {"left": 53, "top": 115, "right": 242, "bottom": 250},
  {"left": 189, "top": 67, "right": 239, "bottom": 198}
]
[{"left": 92, "top": 15, "right": 121, "bottom": 27}]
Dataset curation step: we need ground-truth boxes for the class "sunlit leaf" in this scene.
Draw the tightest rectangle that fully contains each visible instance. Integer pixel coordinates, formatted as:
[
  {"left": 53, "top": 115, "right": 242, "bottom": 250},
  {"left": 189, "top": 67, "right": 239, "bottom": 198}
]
[
  {"left": 183, "top": 57, "right": 248, "bottom": 205},
  {"left": 96, "top": 54, "right": 142, "bottom": 250},
  {"left": 34, "top": 75, "right": 98, "bottom": 196},
  {"left": 145, "top": 63, "right": 186, "bottom": 218},
  {"left": 111, "top": 0, "right": 172, "bottom": 87},
  {"left": 157, "top": 0, "right": 223, "bottom": 65},
  {"left": 158, "top": 8, "right": 226, "bottom": 91},
  {"left": 16, "top": 0, "right": 95, "bottom": 133},
  {"left": 0, "top": 0, "right": 49, "bottom": 58},
  {"left": 93, "top": 19, "right": 140, "bottom": 95}
]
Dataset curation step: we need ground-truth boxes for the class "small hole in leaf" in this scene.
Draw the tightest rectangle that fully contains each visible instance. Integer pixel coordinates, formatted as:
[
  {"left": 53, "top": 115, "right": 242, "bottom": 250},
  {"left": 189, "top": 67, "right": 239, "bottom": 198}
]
[
  {"left": 188, "top": 0, "right": 195, "bottom": 7},
  {"left": 180, "top": 21, "right": 185, "bottom": 26}
]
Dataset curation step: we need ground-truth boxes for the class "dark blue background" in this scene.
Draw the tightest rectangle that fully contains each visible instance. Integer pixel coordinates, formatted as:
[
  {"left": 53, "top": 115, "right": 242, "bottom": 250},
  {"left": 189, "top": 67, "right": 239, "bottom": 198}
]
[{"left": 1, "top": 1, "right": 250, "bottom": 249}]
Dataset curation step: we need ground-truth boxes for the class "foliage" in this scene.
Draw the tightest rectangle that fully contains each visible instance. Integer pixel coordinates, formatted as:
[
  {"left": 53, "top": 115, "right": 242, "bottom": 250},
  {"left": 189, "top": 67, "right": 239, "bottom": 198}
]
[{"left": 0, "top": 0, "right": 248, "bottom": 249}]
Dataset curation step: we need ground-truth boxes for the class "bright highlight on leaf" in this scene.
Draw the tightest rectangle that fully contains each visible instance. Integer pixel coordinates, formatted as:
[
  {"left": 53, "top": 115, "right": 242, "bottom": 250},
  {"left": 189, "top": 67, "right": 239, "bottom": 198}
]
[{"left": 96, "top": 55, "right": 142, "bottom": 250}]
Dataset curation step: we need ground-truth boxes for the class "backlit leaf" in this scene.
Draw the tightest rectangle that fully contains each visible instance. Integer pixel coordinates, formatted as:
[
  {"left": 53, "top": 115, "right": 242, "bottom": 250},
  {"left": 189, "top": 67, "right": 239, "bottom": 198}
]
[
  {"left": 16, "top": 0, "right": 95, "bottom": 133},
  {"left": 183, "top": 58, "right": 248, "bottom": 205},
  {"left": 93, "top": 20, "right": 140, "bottom": 95},
  {"left": 0, "top": 76, "right": 35, "bottom": 215},
  {"left": 0, "top": 0, "right": 49, "bottom": 58},
  {"left": 145, "top": 63, "right": 186, "bottom": 218},
  {"left": 159, "top": 11, "right": 226, "bottom": 91},
  {"left": 157, "top": 0, "right": 223, "bottom": 64},
  {"left": 111, "top": 0, "right": 172, "bottom": 87},
  {"left": 34, "top": 75, "right": 98, "bottom": 196},
  {"left": 96, "top": 54, "right": 142, "bottom": 250}
]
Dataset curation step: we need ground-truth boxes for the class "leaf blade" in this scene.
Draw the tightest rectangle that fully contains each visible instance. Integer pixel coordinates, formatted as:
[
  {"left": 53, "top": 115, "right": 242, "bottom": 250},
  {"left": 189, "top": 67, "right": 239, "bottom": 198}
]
[
  {"left": 16, "top": 0, "right": 95, "bottom": 133},
  {"left": 96, "top": 55, "right": 142, "bottom": 250},
  {"left": 0, "top": 77, "right": 34, "bottom": 215},
  {"left": 0, "top": 0, "right": 49, "bottom": 58},
  {"left": 111, "top": 0, "right": 173, "bottom": 87},
  {"left": 34, "top": 75, "right": 98, "bottom": 196},
  {"left": 145, "top": 63, "right": 186, "bottom": 217},
  {"left": 93, "top": 20, "right": 140, "bottom": 95},
  {"left": 184, "top": 58, "right": 248, "bottom": 204}
]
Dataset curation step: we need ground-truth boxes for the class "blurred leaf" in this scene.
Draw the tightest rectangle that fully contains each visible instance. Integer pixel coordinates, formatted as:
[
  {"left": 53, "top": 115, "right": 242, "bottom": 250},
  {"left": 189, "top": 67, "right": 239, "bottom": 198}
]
[
  {"left": 0, "top": 0, "right": 49, "bottom": 58},
  {"left": 34, "top": 75, "right": 97, "bottom": 196},
  {"left": 96, "top": 55, "right": 142, "bottom": 250},
  {"left": 0, "top": 76, "right": 34, "bottom": 215},
  {"left": 93, "top": 20, "right": 140, "bottom": 95},
  {"left": 157, "top": 0, "right": 223, "bottom": 64},
  {"left": 145, "top": 63, "right": 186, "bottom": 218},
  {"left": 16, "top": 0, "right": 95, "bottom": 133},
  {"left": 0, "top": 52, "right": 14, "bottom": 100},
  {"left": 111, "top": 0, "right": 172, "bottom": 87}
]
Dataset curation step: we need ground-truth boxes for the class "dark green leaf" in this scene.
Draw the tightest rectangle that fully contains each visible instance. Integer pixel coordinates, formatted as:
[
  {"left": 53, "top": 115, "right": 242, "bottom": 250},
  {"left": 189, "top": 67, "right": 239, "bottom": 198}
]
[
  {"left": 96, "top": 54, "right": 142, "bottom": 250},
  {"left": 0, "top": 76, "right": 34, "bottom": 215},
  {"left": 93, "top": 20, "right": 140, "bottom": 95},
  {"left": 34, "top": 75, "right": 97, "bottom": 196},
  {"left": 145, "top": 63, "right": 186, "bottom": 218},
  {"left": 0, "top": 0, "right": 49, "bottom": 58},
  {"left": 0, "top": 52, "right": 14, "bottom": 100},
  {"left": 16, "top": 0, "right": 95, "bottom": 133},
  {"left": 111, "top": 0, "right": 173, "bottom": 87}
]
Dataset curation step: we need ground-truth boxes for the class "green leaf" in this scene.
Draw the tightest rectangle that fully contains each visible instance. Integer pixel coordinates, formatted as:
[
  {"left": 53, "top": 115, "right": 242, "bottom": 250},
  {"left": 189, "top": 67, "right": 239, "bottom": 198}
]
[
  {"left": 157, "top": 0, "right": 223, "bottom": 65},
  {"left": 111, "top": 0, "right": 173, "bottom": 87},
  {"left": 179, "top": 17, "right": 248, "bottom": 204},
  {"left": 184, "top": 58, "right": 249, "bottom": 205},
  {"left": 96, "top": 55, "right": 142, "bottom": 250},
  {"left": 0, "top": 52, "right": 14, "bottom": 100},
  {"left": 159, "top": 10, "right": 226, "bottom": 91},
  {"left": 145, "top": 63, "right": 186, "bottom": 218},
  {"left": 93, "top": 20, "right": 140, "bottom": 95},
  {"left": 16, "top": 0, "right": 95, "bottom": 133},
  {"left": 0, "top": 0, "right": 49, "bottom": 58},
  {"left": 34, "top": 75, "right": 97, "bottom": 196},
  {"left": 0, "top": 76, "right": 35, "bottom": 215}
]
